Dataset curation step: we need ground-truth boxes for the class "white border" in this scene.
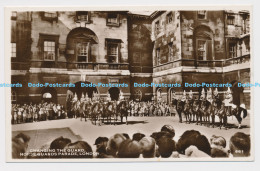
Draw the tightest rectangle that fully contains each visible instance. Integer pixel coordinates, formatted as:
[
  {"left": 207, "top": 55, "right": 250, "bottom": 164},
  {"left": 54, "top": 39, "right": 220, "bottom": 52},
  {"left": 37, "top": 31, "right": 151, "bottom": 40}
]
[{"left": 1, "top": 0, "right": 260, "bottom": 170}]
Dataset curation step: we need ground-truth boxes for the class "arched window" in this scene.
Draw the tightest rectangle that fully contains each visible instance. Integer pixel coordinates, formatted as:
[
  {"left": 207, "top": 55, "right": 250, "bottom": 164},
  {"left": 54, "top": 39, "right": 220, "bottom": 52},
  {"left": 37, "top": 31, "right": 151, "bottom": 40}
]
[
  {"left": 194, "top": 25, "right": 214, "bottom": 62},
  {"left": 11, "top": 91, "right": 17, "bottom": 102},
  {"left": 43, "top": 92, "right": 52, "bottom": 99},
  {"left": 134, "top": 89, "right": 142, "bottom": 101},
  {"left": 168, "top": 88, "right": 175, "bottom": 104},
  {"left": 156, "top": 88, "right": 162, "bottom": 102}
]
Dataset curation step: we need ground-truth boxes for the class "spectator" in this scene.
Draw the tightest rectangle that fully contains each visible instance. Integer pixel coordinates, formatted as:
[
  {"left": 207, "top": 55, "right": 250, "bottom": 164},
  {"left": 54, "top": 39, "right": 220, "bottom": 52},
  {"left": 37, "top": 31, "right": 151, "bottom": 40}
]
[
  {"left": 49, "top": 136, "right": 71, "bottom": 158},
  {"left": 132, "top": 133, "right": 145, "bottom": 142},
  {"left": 117, "top": 139, "right": 142, "bottom": 158},
  {"left": 64, "top": 141, "right": 93, "bottom": 158},
  {"left": 229, "top": 132, "right": 250, "bottom": 157},
  {"left": 210, "top": 135, "right": 228, "bottom": 158},
  {"left": 139, "top": 137, "right": 156, "bottom": 158},
  {"left": 94, "top": 137, "right": 113, "bottom": 158},
  {"left": 106, "top": 133, "right": 127, "bottom": 157},
  {"left": 176, "top": 130, "right": 211, "bottom": 155},
  {"left": 12, "top": 133, "right": 30, "bottom": 159},
  {"left": 161, "top": 125, "right": 175, "bottom": 138},
  {"left": 157, "top": 136, "right": 176, "bottom": 158}
]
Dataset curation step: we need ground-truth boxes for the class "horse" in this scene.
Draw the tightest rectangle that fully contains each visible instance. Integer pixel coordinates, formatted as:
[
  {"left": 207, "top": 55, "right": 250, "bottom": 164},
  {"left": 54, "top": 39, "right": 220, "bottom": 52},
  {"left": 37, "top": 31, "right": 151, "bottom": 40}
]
[
  {"left": 192, "top": 99, "right": 201, "bottom": 125},
  {"left": 231, "top": 104, "right": 248, "bottom": 129},
  {"left": 91, "top": 102, "right": 104, "bottom": 126},
  {"left": 200, "top": 99, "right": 212, "bottom": 127},
  {"left": 215, "top": 101, "right": 228, "bottom": 129},
  {"left": 103, "top": 101, "right": 116, "bottom": 124},
  {"left": 116, "top": 100, "right": 129, "bottom": 125},
  {"left": 211, "top": 98, "right": 222, "bottom": 128},
  {"left": 79, "top": 102, "right": 86, "bottom": 122},
  {"left": 172, "top": 99, "right": 185, "bottom": 123},
  {"left": 183, "top": 100, "right": 192, "bottom": 123}
]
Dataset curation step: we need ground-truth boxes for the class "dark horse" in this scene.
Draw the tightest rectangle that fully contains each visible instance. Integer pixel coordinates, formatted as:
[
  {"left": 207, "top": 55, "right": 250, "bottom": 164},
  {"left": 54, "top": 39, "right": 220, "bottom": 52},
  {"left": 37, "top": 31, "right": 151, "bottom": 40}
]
[
  {"left": 231, "top": 105, "right": 248, "bottom": 129},
  {"left": 91, "top": 102, "right": 104, "bottom": 126},
  {"left": 172, "top": 99, "right": 185, "bottom": 123},
  {"left": 116, "top": 101, "right": 129, "bottom": 125},
  {"left": 103, "top": 101, "right": 116, "bottom": 124},
  {"left": 200, "top": 99, "right": 212, "bottom": 127},
  {"left": 183, "top": 100, "right": 192, "bottom": 123}
]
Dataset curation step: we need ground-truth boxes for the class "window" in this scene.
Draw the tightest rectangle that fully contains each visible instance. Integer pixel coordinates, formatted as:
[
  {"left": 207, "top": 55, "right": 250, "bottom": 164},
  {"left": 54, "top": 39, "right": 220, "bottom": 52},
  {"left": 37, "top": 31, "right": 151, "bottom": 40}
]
[
  {"left": 167, "top": 12, "right": 173, "bottom": 24},
  {"left": 11, "top": 91, "right": 17, "bottom": 102},
  {"left": 77, "top": 42, "right": 90, "bottom": 62},
  {"left": 43, "top": 41, "right": 55, "bottom": 61},
  {"left": 41, "top": 12, "right": 58, "bottom": 22},
  {"left": 11, "top": 11, "right": 17, "bottom": 20},
  {"left": 197, "top": 11, "right": 207, "bottom": 20},
  {"left": 107, "top": 43, "right": 118, "bottom": 63},
  {"left": 107, "top": 13, "right": 119, "bottom": 26},
  {"left": 76, "top": 11, "right": 90, "bottom": 22},
  {"left": 229, "top": 43, "right": 237, "bottom": 58},
  {"left": 44, "top": 12, "right": 57, "bottom": 18},
  {"left": 11, "top": 43, "right": 16, "bottom": 58},
  {"left": 168, "top": 42, "right": 173, "bottom": 62},
  {"left": 155, "top": 21, "right": 160, "bottom": 33},
  {"left": 227, "top": 15, "right": 235, "bottom": 25},
  {"left": 197, "top": 40, "right": 207, "bottom": 60},
  {"left": 156, "top": 48, "right": 160, "bottom": 65}
]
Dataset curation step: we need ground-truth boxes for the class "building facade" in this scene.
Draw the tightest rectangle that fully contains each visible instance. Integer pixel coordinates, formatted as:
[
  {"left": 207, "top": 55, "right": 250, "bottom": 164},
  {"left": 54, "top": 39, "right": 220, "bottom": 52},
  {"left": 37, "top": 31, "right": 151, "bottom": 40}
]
[{"left": 10, "top": 10, "right": 251, "bottom": 108}]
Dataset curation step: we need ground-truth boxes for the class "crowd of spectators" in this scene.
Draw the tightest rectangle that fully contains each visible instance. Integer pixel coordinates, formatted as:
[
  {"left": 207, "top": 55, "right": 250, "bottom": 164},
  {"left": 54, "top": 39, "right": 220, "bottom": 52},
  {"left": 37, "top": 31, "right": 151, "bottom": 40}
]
[{"left": 12, "top": 125, "right": 251, "bottom": 159}]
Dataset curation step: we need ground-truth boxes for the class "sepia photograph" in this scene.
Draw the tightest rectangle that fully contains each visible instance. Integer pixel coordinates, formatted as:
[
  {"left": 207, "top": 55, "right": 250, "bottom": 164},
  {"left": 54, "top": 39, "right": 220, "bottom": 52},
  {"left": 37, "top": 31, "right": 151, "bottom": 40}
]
[{"left": 5, "top": 6, "right": 253, "bottom": 162}]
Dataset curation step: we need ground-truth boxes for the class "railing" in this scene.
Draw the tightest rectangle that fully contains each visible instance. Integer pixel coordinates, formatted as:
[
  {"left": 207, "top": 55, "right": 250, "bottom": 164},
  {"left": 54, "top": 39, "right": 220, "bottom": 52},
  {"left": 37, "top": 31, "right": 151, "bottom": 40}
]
[
  {"left": 11, "top": 55, "right": 250, "bottom": 72},
  {"left": 11, "top": 62, "right": 30, "bottom": 70},
  {"left": 69, "top": 62, "right": 129, "bottom": 70},
  {"left": 224, "top": 54, "right": 250, "bottom": 66},
  {"left": 130, "top": 66, "right": 153, "bottom": 73}
]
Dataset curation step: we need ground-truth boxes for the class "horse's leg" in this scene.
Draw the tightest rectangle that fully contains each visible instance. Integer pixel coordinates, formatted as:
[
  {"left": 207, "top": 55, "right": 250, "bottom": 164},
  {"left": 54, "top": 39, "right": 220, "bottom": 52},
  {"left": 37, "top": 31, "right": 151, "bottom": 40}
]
[{"left": 126, "top": 115, "right": 128, "bottom": 125}]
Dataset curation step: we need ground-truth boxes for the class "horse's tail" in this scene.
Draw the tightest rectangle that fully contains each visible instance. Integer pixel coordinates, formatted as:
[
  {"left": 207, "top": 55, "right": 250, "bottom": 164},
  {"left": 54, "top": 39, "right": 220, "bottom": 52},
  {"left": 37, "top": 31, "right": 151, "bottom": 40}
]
[{"left": 240, "top": 107, "right": 247, "bottom": 118}]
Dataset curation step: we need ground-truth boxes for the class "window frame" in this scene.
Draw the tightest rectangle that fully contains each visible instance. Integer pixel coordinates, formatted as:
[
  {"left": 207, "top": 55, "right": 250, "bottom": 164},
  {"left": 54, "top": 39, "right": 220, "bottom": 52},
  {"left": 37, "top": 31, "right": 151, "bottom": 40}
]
[
  {"left": 11, "top": 90, "right": 17, "bottom": 102},
  {"left": 227, "top": 15, "right": 235, "bottom": 25},
  {"left": 107, "top": 42, "right": 119, "bottom": 63},
  {"left": 76, "top": 41, "right": 91, "bottom": 63},
  {"left": 155, "top": 20, "right": 160, "bottom": 34},
  {"left": 197, "top": 39, "right": 207, "bottom": 61},
  {"left": 168, "top": 42, "right": 174, "bottom": 62},
  {"left": 197, "top": 11, "right": 207, "bottom": 20},
  {"left": 156, "top": 48, "right": 161, "bottom": 65},
  {"left": 11, "top": 43, "right": 16, "bottom": 58},
  {"left": 229, "top": 42, "right": 237, "bottom": 58},
  {"left": 39, "top": 33, "right": 59, "bottom": 62},
  {"left": 11, "top": 11, "right": 17, "bottom": 20},
  {"left": 41, "top": 11, "right": 58, "bottom": 22},
  {"left": 106, "top": 13, "right": 120, "bottom": 27},
  {"left": 166, "top": 12, "right": 173, "bottom": 24},
  {"left": 76, "top": 11, "right": 91, "bottom": 23}
]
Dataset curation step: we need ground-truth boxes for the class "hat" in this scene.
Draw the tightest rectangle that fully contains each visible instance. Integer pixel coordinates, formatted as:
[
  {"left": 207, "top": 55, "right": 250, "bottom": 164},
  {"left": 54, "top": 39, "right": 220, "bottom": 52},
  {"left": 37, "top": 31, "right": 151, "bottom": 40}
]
[
  {"left": 94, "top": 137, "right": 109, "bottom": 145},
  {"left": 132, "top": 133, "right": 145, "bottom": 142},
  {"left": 161, "top": 125, "right": 175, "bottom": 138}
]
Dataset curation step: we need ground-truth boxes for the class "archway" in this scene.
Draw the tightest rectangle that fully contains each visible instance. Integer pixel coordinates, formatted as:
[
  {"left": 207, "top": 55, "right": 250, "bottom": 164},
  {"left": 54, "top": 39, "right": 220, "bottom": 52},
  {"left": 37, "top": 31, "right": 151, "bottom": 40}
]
[
  {"left": 156, "top": 88, "right": 162, "bottom": 102},
  {"left": 193, "top": 25, "right": 214, "bottom": 66},
  {"left": 41, "top": 87, "right": 57, "bottom": 103},
  {"left": 134, "top": 89, "right": 142, "bottom": 102},
  {"left": 230, "top": 80, "right": 244, "bottom": 106},
  {"left": 108, "top": 87, "right": 120, "bottom": 101},
  {"left": 68, "top": 81, "right": 98, "bottom": 100},
  {"left": 66, "top": 27, "right": 99, "bottom": 68},
  {"left": 168, "top": 88, "right": 175, "bottom": 104}
]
